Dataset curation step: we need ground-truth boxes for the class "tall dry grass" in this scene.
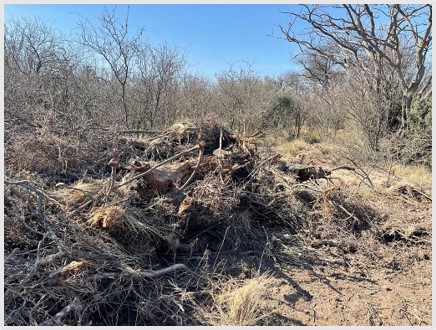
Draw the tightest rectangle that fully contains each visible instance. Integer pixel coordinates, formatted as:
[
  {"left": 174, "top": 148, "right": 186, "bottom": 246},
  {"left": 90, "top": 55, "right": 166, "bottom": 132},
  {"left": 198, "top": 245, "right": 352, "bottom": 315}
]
[{"left": 198, "top": 273, "right": 273, "bottom": 326}]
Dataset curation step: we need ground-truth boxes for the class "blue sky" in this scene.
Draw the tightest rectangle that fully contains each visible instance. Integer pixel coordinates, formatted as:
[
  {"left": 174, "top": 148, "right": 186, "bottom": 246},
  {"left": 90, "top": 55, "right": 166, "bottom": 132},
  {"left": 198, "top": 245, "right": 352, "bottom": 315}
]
[{"left": 4, "top": 4, "right": 303, "bottom": 78}]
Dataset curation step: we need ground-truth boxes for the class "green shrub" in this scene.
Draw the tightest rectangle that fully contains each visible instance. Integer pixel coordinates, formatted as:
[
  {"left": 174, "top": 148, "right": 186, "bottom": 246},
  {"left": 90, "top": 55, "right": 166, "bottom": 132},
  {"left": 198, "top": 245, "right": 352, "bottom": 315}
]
[
  {"left": 409, "top": 98, "right": 432, "bottom": 134},
  {"left": 402, "top": 98, "right": 432, "bottom": 166}
]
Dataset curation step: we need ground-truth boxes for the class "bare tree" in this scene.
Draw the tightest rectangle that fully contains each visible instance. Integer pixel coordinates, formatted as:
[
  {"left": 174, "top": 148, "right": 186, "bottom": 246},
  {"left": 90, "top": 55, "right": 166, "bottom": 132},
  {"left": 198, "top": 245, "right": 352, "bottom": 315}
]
[
  {"left": 216, "top": 62, "right": 274, "bottom": 132},
  {"left": 5, "top": 17, "right": 64, "bottom": 76},
  {"left": 296, "top": 45, "right": 342, "bottom": 94},
  {"left": 339, "top": 66, "right": 402, "bottom": 151},
  {"left": 176, "top": 74, "right": 214, "bottom": 121},
  {"left": 132, "top": 42, "right": 186, "bottom": 129},
  {"left": 4, "top": 16, "right": 79, "bottom": 126},
  {"left": 77, "top": 6, "right": 143, "bottom": 128},
  {"left": 279, "top": 4, "right": 432, "bottom": 132}
]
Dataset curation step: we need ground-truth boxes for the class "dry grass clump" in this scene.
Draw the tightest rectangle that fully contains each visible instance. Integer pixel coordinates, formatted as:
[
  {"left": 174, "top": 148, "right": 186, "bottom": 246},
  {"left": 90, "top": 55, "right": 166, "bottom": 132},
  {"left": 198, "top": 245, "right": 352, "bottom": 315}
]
[
  {"left": 56, "top": 180, "right": 104, "bottom": 205},
  {"left": 356, "top": 186, "right": 379, "bottom": 201},
  {"left": 317, "top": 141, "right": 340, "bottom": 157},
  {"left": 198, "top": 273, "right": 273, "bottom": 326},
  {"left": 300, "top": 127, "right": 321, "bottom": 144},
  {"left": 221, "top": 274, "right": 272, "bottom": 326},
  {"left": 262, "top": 128, "right": 319, "bottom": 151},
  {"left": 390, "top": 164, "right": 432, "bottom": 194},
  {"left": 87, "top": 205, "right": 168, "bottom": 243},
  {"left": 261, "top": 129, "right": 289, "bottom": 147},
  {"left": 275, "top": 138, "right": 309, "bottom": 157},
  {"left": 88, "top": 205, "right": 125, "bottom": 228}
]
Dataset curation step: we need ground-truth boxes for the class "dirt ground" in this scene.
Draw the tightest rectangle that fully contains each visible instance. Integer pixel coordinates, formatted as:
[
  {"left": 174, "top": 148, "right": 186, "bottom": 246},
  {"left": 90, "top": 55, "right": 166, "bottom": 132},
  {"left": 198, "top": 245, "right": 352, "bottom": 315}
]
[{"left": 264, "top": 190, "right": 432, "bottom": 326}]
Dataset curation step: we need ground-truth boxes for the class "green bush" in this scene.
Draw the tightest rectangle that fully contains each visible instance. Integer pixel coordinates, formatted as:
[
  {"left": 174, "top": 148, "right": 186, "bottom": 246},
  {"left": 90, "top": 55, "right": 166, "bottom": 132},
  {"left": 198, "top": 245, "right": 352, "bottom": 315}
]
[
  {"left": 403, "top": 98, "right": 432, "bottom": 167},
  {"left": 409, "top": 98, "right": 432, "bottom": 134}
]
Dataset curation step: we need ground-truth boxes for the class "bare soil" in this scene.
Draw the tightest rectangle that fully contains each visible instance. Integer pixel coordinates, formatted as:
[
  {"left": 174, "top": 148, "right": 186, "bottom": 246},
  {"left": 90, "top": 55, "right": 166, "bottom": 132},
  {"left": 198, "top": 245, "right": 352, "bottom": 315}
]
[{"left": 264, "top": 192, "right": 432, "bottom": 326}]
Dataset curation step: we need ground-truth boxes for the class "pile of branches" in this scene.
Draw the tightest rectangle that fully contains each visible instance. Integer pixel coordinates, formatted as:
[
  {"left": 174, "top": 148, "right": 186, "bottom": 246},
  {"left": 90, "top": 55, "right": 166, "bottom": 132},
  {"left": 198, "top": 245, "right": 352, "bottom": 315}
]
[{"left": 4, "top": 121, "right": 376, "bottom": 326}]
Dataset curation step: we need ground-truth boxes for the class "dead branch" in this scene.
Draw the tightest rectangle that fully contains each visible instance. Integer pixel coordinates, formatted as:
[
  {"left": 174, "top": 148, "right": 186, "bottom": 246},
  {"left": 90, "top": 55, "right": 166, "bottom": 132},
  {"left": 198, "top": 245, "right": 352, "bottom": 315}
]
[
  {"left": 36, "top": 251, "right": 67, "bottom": 266},
  {"left": 90, "top": 264, "right": 190, "bottom": 281},
  {"left": 5, "top": 248, "right": 20, "bottom": 263},
  {"left": 144, "top": 263, "right": 190, "bottom": 278},
  {"left": 329, "top": 165, "right": 355, "bottom": 172},
  {"left": 40, "top": 297, "right": 82, "bottom": 326},
  {"left": 105, "top": 158, "right": 118, "bottom": 199},
  {"left": 5, "top": 180, "right": 66, "bottom": 206},
  {"left": 180, "top": 144, "right": 205, "bottom": 191},
  {"left": 397, "top": 185, "right": 432, "bottom": 202},
  {"left": 341, "top": 156, "right": 374, "bottom": 187},
  {"left": 68, "top": 197, "right": 98, "bottom": 217},
  {"left": 49, "top": 260, "right": 88, "bottom": 278},
  {"left": 335, "top": 203, "right": 360, "bottom": 226},
  {"left": 121, "top": 130, "right": 159, "bottom": 135},
  {"left": 410, "top": 188, "right": 432, "bottom": 202},
  {"left": 34, "top": 195, "right": 65, "bottom": 248}
]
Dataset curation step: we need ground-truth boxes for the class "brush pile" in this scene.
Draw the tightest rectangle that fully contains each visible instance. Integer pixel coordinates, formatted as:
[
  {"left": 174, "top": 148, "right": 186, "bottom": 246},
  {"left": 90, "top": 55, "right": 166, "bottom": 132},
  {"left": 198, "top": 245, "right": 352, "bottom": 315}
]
[{"left": 4, "top": 121, "right": 381, "bottom": 325}]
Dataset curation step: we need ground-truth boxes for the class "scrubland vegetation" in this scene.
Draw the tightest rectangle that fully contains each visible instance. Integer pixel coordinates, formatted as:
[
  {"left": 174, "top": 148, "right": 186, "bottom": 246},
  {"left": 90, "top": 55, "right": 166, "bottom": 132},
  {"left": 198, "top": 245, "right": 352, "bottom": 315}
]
[{"left": 4, "top": 5, "right": 432, "bottom": 326}]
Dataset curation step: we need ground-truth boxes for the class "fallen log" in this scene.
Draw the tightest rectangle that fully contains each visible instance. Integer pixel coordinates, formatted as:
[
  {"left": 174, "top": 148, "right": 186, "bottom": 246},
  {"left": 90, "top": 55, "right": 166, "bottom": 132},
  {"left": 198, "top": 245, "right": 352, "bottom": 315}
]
[{"left": 279, "top": 163, "right": 355, "bottom": 182}]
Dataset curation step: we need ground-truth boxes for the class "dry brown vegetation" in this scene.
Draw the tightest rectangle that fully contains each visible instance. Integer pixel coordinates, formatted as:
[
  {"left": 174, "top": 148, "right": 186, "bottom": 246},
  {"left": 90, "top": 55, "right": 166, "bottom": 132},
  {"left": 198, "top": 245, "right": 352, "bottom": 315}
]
[
  {"left": 4, "top": 4, "right": 432, "bottom": 326},
  {"left": 4, "top": 119, "right": 432, "bottom": 326}
]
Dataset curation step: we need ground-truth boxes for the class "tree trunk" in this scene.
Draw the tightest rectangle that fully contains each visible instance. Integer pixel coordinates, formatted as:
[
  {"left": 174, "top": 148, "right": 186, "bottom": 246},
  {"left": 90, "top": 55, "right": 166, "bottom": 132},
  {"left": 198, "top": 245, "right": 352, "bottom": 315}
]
[
  {"left": 122, "top": 84, "right": 129, "bottom": 129},
  {"left": 400, "top": 93, "right": 413, "bottom": 132}
]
